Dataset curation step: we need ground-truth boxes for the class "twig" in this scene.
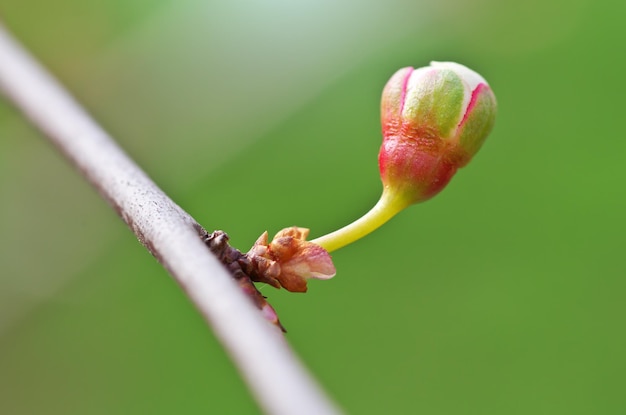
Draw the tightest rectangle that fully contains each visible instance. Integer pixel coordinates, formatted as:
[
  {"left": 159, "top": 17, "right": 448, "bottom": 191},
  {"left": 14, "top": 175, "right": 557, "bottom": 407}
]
[{"left": 0, "top": 23, "right": 341, "bottom": 415}]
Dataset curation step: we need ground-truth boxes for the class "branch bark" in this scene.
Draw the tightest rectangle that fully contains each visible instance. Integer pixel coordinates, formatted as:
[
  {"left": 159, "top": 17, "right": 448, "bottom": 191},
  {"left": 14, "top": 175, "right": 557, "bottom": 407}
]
[{"left": 0, "top": 23, "right": 341, "bottom": 415}]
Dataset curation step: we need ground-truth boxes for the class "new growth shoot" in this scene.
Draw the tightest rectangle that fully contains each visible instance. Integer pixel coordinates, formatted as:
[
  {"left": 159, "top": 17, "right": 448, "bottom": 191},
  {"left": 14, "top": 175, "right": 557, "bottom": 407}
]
[{"left": 227, "top": 61, "right": 496, "bottom": 329}]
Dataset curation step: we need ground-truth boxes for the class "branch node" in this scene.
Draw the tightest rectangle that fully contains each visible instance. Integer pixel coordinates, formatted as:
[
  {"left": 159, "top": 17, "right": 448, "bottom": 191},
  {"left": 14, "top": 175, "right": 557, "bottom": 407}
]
[{"left": 203, "top": 230, "right": 286, "bottom": 332}]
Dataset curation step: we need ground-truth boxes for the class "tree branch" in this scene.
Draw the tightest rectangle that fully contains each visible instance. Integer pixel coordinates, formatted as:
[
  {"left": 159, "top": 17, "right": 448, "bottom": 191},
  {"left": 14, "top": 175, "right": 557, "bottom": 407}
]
[{"left": 0, "top": 23, "right": 341, "bottom": 415}]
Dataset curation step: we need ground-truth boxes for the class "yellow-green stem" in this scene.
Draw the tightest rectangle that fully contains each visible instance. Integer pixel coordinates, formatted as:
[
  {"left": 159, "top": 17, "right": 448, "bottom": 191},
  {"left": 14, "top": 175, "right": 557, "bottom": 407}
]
[{"left": 311, "top": 189, "right": 410, "bottom": 253}]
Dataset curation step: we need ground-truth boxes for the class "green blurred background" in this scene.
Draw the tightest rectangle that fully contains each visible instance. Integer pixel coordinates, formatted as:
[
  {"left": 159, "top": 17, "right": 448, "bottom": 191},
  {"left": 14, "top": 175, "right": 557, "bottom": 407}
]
[{"left": 1, "top": 0, "right": 624, "bottom": 413}]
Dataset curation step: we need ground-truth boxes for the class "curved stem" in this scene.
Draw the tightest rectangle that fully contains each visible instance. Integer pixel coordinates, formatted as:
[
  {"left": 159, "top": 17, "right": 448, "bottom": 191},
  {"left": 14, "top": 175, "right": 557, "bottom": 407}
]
[{"left": 311, "top": 189, "right": 409, "bottom": 253}]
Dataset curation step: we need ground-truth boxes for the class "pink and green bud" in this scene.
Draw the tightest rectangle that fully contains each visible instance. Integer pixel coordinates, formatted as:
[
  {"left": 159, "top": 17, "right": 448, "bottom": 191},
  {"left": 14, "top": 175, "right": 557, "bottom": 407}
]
[
  {"left": 310, "top": 61, "right": 497, "bottom": 253},
  {"left": 379, "top": 61, "right": 497, "bottom": 205}
]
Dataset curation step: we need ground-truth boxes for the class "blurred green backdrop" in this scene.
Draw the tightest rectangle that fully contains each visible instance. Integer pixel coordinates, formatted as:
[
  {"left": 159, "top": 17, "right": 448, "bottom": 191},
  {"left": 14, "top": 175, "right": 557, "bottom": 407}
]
[{"left": 1, "top": 0, "right": 624, "bottom": 414}]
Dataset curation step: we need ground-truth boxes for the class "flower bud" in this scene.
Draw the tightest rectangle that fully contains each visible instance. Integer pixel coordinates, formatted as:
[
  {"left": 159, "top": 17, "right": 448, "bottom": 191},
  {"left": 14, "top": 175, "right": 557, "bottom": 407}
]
[
  {"left": 379, "top": 61, "right": 497, "bottom": 205},
  {"left": 310, "top": 62, "right": 497, "bottom": 253}
]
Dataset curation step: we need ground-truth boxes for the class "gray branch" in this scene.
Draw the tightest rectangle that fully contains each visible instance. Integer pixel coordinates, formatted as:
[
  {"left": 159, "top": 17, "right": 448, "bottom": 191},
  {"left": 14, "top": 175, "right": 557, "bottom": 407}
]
[{"left": 0, "top": 23, "right": 341, "bottom": 415}]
